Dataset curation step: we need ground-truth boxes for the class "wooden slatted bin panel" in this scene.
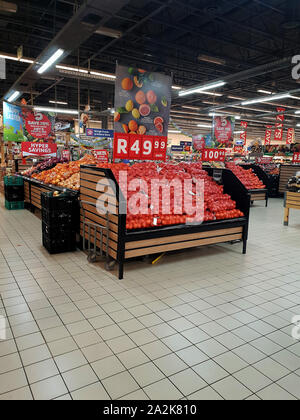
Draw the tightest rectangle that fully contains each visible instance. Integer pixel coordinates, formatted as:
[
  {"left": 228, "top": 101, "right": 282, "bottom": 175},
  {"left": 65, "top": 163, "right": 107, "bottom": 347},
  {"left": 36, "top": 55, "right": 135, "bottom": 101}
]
[
  {"left": 279, "top": 165, "right": 300, "bottom": 194},
  {"left": 125, "top": 227, "right": 243, "bottom": 258},
  {"left": 24, "top": 180, "right": 30, "bottom": 203},
  {"left": 30, "top": 184, "right": 50, "bottom": 209},
  {"left": 286, "top": 191, "right": 300, "bottom": 209},
  {"left": 80, "top": 167, "right": 119, "bottom": 261},
  {"left": 250, "top": 192, "right": 266, "bottom": 201}
]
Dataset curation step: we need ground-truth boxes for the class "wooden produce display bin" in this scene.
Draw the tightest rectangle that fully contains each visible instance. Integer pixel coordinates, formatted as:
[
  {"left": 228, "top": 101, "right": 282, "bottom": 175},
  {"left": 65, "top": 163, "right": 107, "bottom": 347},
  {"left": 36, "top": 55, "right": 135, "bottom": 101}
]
[
  {"left": 284, "top": 191, "right": 300, "bottom": 226},
  {"left": 279, "top": 164, "right": 300, "bottom": 194},
  {"left": 240, "top": 164, "right": 269, "bottom": 207},
  {"left": 80, "top": 166, "right": 251, "bottom": 280}
]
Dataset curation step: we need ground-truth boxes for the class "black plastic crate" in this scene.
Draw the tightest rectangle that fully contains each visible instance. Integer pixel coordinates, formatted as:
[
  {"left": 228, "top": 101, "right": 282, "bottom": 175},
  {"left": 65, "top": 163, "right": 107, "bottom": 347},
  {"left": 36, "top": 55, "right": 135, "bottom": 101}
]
[
  {"left": 41, "top": 191, "right": 78, "bottom": 212},
  {"left": 42, "top": 221, "right": 76, "bottom": 240},
  {"left": 42, "top": 208, "right": 74, "bottom": 226},
  {"left": 42, "top": 235, "right": 77, "bottom": 254},
  {"left": 5, "top": 185, "right": 24, "bottom": 202}
]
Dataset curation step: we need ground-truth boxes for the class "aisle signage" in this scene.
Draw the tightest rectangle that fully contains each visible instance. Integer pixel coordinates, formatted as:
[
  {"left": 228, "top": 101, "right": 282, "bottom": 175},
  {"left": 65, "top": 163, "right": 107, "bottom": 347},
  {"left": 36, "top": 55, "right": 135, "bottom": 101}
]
[
  {"left": 92, "top": 149, "right": 109, "bottom": 163},
  {"left": 293, "top": 152, "right": 300, "bottom": 163},
  {"left": 201, "top": 148, "right": 226, "bottom": 162},
  {"left": 274, "top": 108, "right": 285, "bottom": 142},
  {"left": 86, "top": 128, "right": 114, "bottom": 138},
  {"left": 113, "top": 133, "right": 167, "bottom": 161},
  {"left": 21, "top": 142, "right": 57, "bottom": 157},
  {"left": 256, "top": 157, "right": 273, "bottom": 164},
  {"left": 240, "top": 121, "right": 248, "bottom": 144},
  {"left": 62, "top": 150, "right": 71, "bottom": 161},
  {"left": 25, "top": 112, "right": 52, "bottom": 139},
  {"left": 264, "top": 126, "right": 272, "bottom": 145},
  {"left": 286, "top": 128, "right": 295, "bottom": 145},
  {"left": 171, "top": 145, "right": 184, "bottom": 152}
]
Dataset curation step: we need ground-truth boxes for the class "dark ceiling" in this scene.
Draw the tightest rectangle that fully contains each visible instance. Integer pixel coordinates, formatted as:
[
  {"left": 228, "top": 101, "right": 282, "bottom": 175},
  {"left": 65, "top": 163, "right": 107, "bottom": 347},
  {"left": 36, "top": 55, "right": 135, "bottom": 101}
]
[{"left": 1, "top": 0, "right": 300, "bottom": 134}]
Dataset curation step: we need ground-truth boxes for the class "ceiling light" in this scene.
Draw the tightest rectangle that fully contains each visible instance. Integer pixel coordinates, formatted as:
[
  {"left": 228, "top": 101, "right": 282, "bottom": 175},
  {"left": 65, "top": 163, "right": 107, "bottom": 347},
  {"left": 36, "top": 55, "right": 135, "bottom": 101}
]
[
  {"left": 172, "top": 85, "right": 182, "bottom": 90},
  {"left": 198, "top": 55, "right": 226, "bottom": 66},
  {"left": 34, "top": 106, "right": 78, "bottom": 115},
  {"left": 290, "top": 96, "right": 300, "bottom": 100},
  {"left": 49, "top": 100, "right": 68, "bottom": 105},
  {"left": 95, "top": 27, "right": 122, "bottom": 38},
  {"left": 179, "top": 81, "right": 226, "bottom": 97},
  {"left": 202, "top": 100, "right": 222, "bottom": 105},
  {"left": 0, "top": 1, "right": 17, "bottom": 13},
  {"left": 257, "top": 89, "right": 273, "bottom": 95},
  {"left": 90, "top": 71, "right": 116, "bottom": 79},
  {"left": 56, "top": 64, "right": 79, "bottom": 72},
  {"left": 242, "top": 93, "right": 291, "bottom": 106},
  {"left": 197, "top": 124, "right": 212, "bottom": 128},
  {"left": 37, "top": 48, "right": 64, "bottom": 74},
  {"left": 7, "top": 90, "right": 21, "bottom": 103},
  {"left": 228, "top": 95, "right": 246, "bottom": 100}
]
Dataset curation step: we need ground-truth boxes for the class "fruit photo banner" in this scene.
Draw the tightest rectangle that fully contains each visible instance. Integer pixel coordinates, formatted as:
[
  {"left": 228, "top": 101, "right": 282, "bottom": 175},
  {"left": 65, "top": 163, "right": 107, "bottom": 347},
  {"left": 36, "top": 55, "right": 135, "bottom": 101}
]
[
  {"left": 3, "top": 102, "right": 25, "bottom": 142},
  {"left": 264, "top": 126, "right": 272, "bottom": 145},
  {"left": 286, "top": 128, "right": 295, "bottom": 145},
  {"left": 274, "top": 107, "right": 285, "bottom": 142},
  {"left": 114, "top": 64, "right": 172, "bottom": 137},
  {"left": 213, "top": 116, "right": 235, "bottom": 148}
]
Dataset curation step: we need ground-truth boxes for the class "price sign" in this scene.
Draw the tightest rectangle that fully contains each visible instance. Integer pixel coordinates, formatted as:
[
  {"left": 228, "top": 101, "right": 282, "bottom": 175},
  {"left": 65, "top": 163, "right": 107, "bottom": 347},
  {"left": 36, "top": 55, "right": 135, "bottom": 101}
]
[
  {"left": 201, "top": 148, "right": 226, "bottom": 162},
  {"left": 256, "top": 157, "right": 273, "bottom": 164},
  {"left": 113, "top": 133, "right": 167, "bottom": 161},
  {"left": 234, "top": 146, "right": 243, "bottom": 154},
  {"left": 62, "top": 150, "right": 71, "bottom": 161},
  {"left": 293, "top": 152, "right": 300, "bottom": 163},
  {"left": 92, "top": 149, "right": 109, "bottom": 163}
]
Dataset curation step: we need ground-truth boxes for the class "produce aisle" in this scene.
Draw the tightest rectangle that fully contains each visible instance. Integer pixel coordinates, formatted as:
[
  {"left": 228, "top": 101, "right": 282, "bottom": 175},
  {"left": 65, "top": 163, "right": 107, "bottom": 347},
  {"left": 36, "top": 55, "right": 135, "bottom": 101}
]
[{"left": 0, "top": 198, "right": 300, "bottom": 400}]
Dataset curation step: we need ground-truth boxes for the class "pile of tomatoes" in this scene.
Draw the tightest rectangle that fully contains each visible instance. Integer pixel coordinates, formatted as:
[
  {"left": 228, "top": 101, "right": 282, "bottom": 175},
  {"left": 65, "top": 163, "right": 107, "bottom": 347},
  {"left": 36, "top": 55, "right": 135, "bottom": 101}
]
[{"left": 226, "top": 163, "right": 266, "bottom": 190}]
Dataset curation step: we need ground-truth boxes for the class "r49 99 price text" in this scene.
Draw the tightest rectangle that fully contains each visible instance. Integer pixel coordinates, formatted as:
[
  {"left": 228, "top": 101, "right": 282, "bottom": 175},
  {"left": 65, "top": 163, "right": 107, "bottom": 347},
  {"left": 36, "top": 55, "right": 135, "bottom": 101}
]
[{"left": 114, "top": 133, "right": 167, "bottom": 161}]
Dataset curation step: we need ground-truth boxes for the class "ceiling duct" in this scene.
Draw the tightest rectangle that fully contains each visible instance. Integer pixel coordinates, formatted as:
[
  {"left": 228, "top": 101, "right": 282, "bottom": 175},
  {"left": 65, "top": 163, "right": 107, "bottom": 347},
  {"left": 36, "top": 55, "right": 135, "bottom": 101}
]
[{"left": 0, "top": 1, "right": 17, "bottom": 13}]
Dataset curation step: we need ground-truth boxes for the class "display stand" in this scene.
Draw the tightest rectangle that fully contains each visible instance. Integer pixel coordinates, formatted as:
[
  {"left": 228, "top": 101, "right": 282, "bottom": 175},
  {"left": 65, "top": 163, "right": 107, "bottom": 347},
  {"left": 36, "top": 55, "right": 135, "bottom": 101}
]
[
  {"left": 279, "top": 164, "right": 300, "bottom": 194},
  {"left": 240, "top": 164, "right": 269, "bottom": 207},
  {"left": 80, "top": 166, "right": 250, "bottom": 280},
  {"left": 284, "top": 191, "right": 300, "bottom": 226}
]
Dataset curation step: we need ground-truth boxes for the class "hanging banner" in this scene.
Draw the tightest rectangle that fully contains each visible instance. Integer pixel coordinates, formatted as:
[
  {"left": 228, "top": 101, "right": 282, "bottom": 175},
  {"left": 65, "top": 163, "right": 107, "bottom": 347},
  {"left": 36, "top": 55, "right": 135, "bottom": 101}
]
[
  {"left": 3, "top": 102, "right": 25, "bottom": 142},
  {"left": 192, "top": 135, "right": 206, "bottom": 151},
  {"left": 264, "top": 126, "right": 272, "bottom": 145},
  {"left": 293, "top": 152, "right": 300, "bottom": 163},
  {"left": 274, "top": 108, "right": 285, "bottom": 142},
  {"left": 286, "top": 128, "right": 295, "bottom": 145},
  {"left": 21, "top": 142, "right": 57, "bottom": 157},
  {"left": 114, "top": 64, "right": 172, "bottom": 138},
  {"left": 240, "top": 121, "right": 248, "bottom": 144},
  {"left": 213, "top": 116, "right": 235, "bottom": 148},
  {"left": 234, "top": 145, "right": 244, "bottom": 154}
]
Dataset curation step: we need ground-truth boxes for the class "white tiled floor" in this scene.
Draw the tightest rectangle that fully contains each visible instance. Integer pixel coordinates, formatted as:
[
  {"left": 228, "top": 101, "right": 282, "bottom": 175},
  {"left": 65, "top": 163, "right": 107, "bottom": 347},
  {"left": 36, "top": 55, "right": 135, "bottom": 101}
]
[{"left": 0, "top": 197, "right": 300, "bottom": 400}]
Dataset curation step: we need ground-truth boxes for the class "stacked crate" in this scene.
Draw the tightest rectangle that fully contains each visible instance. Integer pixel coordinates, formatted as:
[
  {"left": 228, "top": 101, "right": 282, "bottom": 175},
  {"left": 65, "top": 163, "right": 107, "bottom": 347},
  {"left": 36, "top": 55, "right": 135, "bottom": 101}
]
[
  {"left": 4, "top": 176, "right": 24, "bottom": 210},
  {"left": 41, "top": 191, "right": 78, "bottom": 254}
]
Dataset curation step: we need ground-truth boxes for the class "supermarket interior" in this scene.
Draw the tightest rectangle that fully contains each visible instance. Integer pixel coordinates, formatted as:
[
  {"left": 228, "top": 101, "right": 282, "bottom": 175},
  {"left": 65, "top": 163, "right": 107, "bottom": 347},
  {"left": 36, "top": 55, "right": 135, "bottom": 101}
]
[{"left": 0, "top": 0, "right": 300, "bottom": 402}]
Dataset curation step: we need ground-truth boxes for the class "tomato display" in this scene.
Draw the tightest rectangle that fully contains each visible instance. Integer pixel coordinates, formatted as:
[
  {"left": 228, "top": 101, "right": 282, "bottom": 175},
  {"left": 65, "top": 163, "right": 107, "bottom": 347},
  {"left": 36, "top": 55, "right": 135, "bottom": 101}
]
[
  {"left": 96, "top": 161, "right": 245, "bottom": 230},
  {"left": 226, "top": 162, "right": 266, "bottom": 190}
]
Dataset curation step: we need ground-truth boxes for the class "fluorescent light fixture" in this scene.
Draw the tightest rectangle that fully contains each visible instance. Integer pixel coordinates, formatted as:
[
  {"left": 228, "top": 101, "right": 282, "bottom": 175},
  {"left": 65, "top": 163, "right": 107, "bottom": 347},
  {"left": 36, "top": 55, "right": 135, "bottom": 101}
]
[
  {"left": 37, "top": 48, "right": 64, "bottom": 74},
  {"left": 242, "top": 93, "right": 291, "bottom": 106},
  {"left": 168, "top": 130, "right": 181, "bottom": 133},
  {"left": 95, "top": 27, "right": 122, "bottom": 39},
  {"left": 257, "top": 89, "right": 273, "bottom": 95},
  {"left": 49, "top": 100, "right": 68, "bottom": 105},
  {"left": 56, "top": 64, "right": 79, "bottom": 72},
  {"left": 228, "top": 95, "right": 246, "bottom": 100},
  {"left": 7, "top": 90, "right": 21, "bottom": 103},
  {"left": 20, "top": 58, "right": 34, "bottom": 63},
  {"left": 197, "top": 124, "right": 212, "bottom": 128},
  {"left": 290, "top": 95, "right": 300, "bottom": 100},
  {"left": 179, "top": 81, "right": 226, "bottom": 97},
  {"left": 209, "top": 112, "right": 241, "bottom": 119},
  {"left": 172, "top": 85, "right": 182, "bottom": 90},
  {"left": 34, "top": 106, "right": 78, "bottom": 115},
  {"left": 198, "top": 55, "right": 226, "bottom": 66},
  {"left": 90, "top": 71, "right": 116, "bottom": 79},
  {"left": 0, "top": 53, "right": 19, "bottom": 61},
  {"left": 295, "top": 110, "right": 300, "bottom": 114},
  {"left": 202, "top": 100, "right": 221, "bottom": 105}
]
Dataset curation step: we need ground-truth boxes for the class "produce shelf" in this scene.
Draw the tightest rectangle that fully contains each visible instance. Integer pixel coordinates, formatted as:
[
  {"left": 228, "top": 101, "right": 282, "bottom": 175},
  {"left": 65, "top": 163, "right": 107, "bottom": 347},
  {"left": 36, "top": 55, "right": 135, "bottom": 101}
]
[
  {"left": 284, "top": 191, "right": 300, "bottom": 226},
  {"left": 239, "top": 164, "right": 269, "bottom": 207},
  {"left": 80, "top": 165, "right": 250, "bottom": 280}
]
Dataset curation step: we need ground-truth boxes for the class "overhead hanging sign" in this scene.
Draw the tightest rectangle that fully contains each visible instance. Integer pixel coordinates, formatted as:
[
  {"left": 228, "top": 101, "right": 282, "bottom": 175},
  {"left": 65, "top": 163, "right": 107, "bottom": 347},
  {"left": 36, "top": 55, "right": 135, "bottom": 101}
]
[
  {"left": 86, "top": 128, "right": 114, "bottom": 138},
  {"left": 3, "top": 102, "right": 25, "bottom": 142},
  {"left": 240, "top": 121, "right": 248, "bottom": 144},
  {"left": 61, "top": 150, "right": 71, "bottom": 161},
  {"left": 286, "top": 128, "right": 295, "bottom": 145},
  {"left": 274, "top": 108, "right": 285, "bottom": 142},
  {"left": 256, "top": 156, "right": 273, "bottom": 164},
  {"left": 264, "top": 126, "right": 272, "bottom": 145},
  {"left": 192, "top": 135, "right": 205, "bottom": 151},
  {"left": 292, "top": 152, "right": 300, "bottom": 163},
  {"left": 21, "top": 142, "right": 57, "bottom": 157},
  {"left": 213, "top": 116, "right": 235, "bottom": 148},
  {"left": 171, "top": 145, "right": 184, "bottom": 152},
  {"left": 25, "top": 112, "right": 52, "bottom": 139}
]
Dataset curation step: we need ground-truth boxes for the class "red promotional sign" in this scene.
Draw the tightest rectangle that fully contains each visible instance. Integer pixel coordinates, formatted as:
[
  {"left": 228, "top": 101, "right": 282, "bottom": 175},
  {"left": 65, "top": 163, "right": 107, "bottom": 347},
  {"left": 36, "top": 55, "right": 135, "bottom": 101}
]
[
  {"left": 240, "top": 121, "right": 248, "bottom": 144},
  {"left": 113, "top": 133, "right": 167, "bottom": 162},
  {"left": 256, "top": 157, "right": 273, "bottom": 164},
  {"left": 265, "top": 126, "right": 272, "bottom": 145},
  {"left": 201, "top": 148, "right": 226, "bottom": 162},
  {"left": 62, "top": 150, "right": 71, "bottom": 161},
  {"left": 193, "top": 136, "right": 205, "bottom": 151},
  {"left": 293, "top": 152, "right": 300, "bottom": 163},
  {"left": 21, "top": 142, "right": 57, "bottom": 157},
  {"left": 274, "top": 108, "right": 285, "bottom": 142},
  {"left": 214, "top": 116, "right": 234, "bottom": 145},
  {"left": 234, "top": 146, "right": 243, "bottom": 154},
  {"left": 92, "top": 149, "right": 109, "bottom": 163},
  {"left": 25, "top": 112, "right": 52, "bottom": 139},
  {"left": 286, "top": 128, "right": 294, "bottom": 145}
]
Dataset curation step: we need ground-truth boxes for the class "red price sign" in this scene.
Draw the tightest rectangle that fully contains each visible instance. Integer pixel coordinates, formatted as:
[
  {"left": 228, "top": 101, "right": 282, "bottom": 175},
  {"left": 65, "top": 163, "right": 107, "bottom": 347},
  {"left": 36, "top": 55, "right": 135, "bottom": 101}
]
[
  {"left": 113, "top": 133, "right": 167, "bottom": 161},
  {"left": 293, "top": 153, "right": 300, "bottom": 163},
  {"left": 234, "top": 146, "right": 243, "bottom": 154},
  {"left": 92, "top": 149, "right": 109, "bottom": 163},
  {"left": 25, "top": 112, "right": 52, "bottom": 139},
  {"left": 201, "top": 148, "right": 226, "bottom": 162},
  {"left": 62, "top": 150, "right": 71, "bottom": 161}
]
